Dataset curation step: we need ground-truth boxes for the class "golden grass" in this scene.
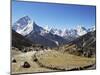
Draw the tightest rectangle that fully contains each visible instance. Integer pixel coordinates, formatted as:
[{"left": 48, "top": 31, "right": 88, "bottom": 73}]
[
  {"left": 11, "top": 50, "right": 95, "bottom": 74},
  {"left": 36, "top": 50, "right": 95, "bottom": 70}
]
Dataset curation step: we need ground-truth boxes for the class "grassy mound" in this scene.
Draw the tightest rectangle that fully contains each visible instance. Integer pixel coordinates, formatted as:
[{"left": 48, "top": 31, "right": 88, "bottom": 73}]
[{"left": 35, "top": 50, "right": 95, "bottom": 70}]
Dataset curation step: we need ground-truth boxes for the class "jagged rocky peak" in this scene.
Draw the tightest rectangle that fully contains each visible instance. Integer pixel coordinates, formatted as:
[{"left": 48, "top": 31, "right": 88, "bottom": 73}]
[
  {"left": 49, "top": 28, "right": 63, "bottom": 36},
  {"left": 88, "top": 25, "right": 95, "bottom": 32},
  {"left": 75, "top": 25, "right": 87, "bottom": 36},
  {"left": 12, "top": 16, "right": 33, "bottom": 36},
  {"left": 13, "top": 16, "right": 31, "bottom": 30},
  {"left": 33, "top": 21, "right": 37, "bottom": 26}
]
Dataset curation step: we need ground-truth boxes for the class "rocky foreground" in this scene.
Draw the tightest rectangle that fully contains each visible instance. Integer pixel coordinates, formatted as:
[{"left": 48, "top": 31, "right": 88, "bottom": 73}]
[{"left": 11, "top": 48, "right": 95, "bottom": 74}]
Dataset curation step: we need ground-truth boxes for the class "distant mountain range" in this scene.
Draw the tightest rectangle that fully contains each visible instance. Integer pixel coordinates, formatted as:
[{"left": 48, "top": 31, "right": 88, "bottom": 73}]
[
  {"left": 58, "top": 30, "right": 96, "bottom": 57},
  {"left": 12, "top": 16, "right": 95, "bottom": 48}
]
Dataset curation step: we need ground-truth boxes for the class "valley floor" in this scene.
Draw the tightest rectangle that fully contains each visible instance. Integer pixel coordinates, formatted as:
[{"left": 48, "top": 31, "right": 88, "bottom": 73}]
[{"left": 11, "top": 49, "right": 96, "bottom": 74}]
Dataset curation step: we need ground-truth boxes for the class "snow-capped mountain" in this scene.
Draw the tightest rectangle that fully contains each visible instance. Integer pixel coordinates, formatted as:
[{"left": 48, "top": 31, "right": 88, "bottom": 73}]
[
  {"left": 50, "top": 25, "right": 95, "bottom": 38},
  {"left": 50, "top": 26, "right": 88, "bottom": 38},
  {"left": 13, "top": 16, "right": 68, "bottom": 47},
  {"left": 49, "top": 25, "right": 96, "bottom": 42},
  {"left": 49, "top": 28, "right": 62, "bottom": 36},
  {"left": 13, "top": 16, "right": 33, "bottom": 36},
  {"left": 88, "top": 26, "right": 95, "bottom": 32},
  {"left": 13, "top": 16, "right": 49, "bottom": 36},
  {"left": 76, "top": 26, "right": 87, "bottom": 36},
  {"left": 12, "top": 16, "right": 95, "bottom": 48}
]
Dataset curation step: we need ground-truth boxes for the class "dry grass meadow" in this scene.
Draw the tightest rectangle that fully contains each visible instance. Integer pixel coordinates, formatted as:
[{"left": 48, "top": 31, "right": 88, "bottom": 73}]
[{"left": 11, "top": 49, "right": 95, "bottom": 74}]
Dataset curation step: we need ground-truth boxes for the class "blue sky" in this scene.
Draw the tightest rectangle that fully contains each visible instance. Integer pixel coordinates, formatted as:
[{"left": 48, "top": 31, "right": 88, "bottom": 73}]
[{"left": 12, "top": 0, "right": 96, "bottom": 30}]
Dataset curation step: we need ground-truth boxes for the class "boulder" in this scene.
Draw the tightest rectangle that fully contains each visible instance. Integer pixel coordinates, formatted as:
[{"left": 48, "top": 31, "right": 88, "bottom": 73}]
[
  {"left": 22, "top": 61, "right": 31, "bottom": 68},
  {"left": 34, "top": 58, "right": 38, "bottom": 62},
  {"left": 12, "top": 58, "right": 16, "bottom": 63}
]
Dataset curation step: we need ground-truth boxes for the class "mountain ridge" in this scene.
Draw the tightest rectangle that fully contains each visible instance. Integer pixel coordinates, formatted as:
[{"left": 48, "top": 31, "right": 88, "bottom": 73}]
[
  {"left": 57, "top": 30, "right": 96, "bottom": 57},
  {"left": 12, "top": 16, "right": 95, "bottom": 48}
]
